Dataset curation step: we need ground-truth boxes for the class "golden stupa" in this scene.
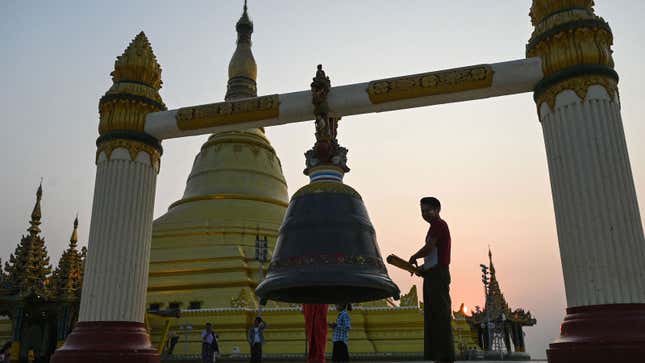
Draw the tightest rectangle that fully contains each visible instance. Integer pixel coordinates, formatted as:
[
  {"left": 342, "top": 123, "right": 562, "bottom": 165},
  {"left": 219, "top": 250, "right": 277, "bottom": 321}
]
[{"left": 145, "top": 4, "right": 479, "bottom": 359}]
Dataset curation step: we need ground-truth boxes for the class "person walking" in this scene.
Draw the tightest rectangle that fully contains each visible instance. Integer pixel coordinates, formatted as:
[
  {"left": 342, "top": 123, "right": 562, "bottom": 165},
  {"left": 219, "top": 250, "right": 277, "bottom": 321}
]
[
  {"left": 167, "top": 330, "right": 179, "bottom": 355},
  {"left": 329, "top": 304, "right": 351, "bottom": 363},
  {"left": 248, "top": 316, "right": 266, "bottom": 363},
  {"left": 201, "top": 323, "right": 219, "bottom": 363},
  {"left": 409, "top": 196, "right": 455, "bottom": 363},
  {"left": 303, "top": 304, "right": 329, "bottom": 363}
]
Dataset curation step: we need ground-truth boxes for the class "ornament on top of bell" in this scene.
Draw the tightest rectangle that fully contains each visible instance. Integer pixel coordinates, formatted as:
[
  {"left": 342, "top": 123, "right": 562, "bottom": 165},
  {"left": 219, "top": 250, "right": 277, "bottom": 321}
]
[{"left": 255, "top": 65, "right": 400, "bottom": 304}]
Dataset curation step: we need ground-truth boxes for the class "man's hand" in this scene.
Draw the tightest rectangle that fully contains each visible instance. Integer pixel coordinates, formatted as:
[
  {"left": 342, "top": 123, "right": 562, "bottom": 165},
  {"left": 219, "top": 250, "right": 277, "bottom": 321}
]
[{"left": 408, "top": 256, "right": 418, "bottom": 276}]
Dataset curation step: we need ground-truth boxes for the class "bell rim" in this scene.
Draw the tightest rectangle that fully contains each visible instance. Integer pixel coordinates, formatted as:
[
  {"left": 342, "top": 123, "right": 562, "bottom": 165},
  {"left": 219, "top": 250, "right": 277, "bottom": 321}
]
[{"left": 255, "top": 271, "right": 400, "bottom": 304}]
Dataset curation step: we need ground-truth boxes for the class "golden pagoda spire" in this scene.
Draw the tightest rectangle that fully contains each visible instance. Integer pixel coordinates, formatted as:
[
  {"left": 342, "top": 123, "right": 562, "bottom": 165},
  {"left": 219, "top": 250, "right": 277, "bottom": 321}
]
[
  {"left": 4, "top": 183, "right": 52, "bottom": 296},
  {"left": 485, "top": 248, "right": 509, "bottom": 319},
  {"left": 28, "top": 182, "right": 43, "bottom": 236},
  {"left": 70, "top": 214, "right": 79, "bottom": 249},
  {"left": 226, "top": 0, "right": 258, "bottom": 100},
  {"left": 52, "top": 216, "right": 84, "bottom": 298},
  {"left": 488, "top": 246, "right": 495, "bottom": 274}
]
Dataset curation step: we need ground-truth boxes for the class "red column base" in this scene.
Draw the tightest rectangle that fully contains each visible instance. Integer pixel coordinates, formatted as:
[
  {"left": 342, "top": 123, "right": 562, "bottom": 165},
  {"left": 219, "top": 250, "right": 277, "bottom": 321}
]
[
  {"left": 51, "top": 321, "right": 159, "bottom": 363},
  {"left": 547, "top": 303, "right": 645, "bottom": 363}
]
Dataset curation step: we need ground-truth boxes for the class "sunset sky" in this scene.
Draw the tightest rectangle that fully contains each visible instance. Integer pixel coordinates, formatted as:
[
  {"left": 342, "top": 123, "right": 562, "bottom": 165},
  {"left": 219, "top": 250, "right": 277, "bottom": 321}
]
[{"left": 2, "top": 1, "right": 644, "bottom": 359}]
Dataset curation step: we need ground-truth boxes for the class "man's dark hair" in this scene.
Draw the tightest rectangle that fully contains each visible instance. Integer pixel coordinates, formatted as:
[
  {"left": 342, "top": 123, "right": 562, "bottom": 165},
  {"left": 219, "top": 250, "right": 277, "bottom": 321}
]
[{"left": 420, "top": 197, "right": 441, "bottom": 211}]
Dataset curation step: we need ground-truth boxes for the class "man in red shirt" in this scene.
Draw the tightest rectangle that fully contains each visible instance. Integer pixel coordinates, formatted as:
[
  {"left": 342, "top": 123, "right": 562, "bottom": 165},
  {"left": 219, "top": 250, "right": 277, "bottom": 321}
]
[{"left": 409, "top": 197, "right": 455, "bottom": 363}]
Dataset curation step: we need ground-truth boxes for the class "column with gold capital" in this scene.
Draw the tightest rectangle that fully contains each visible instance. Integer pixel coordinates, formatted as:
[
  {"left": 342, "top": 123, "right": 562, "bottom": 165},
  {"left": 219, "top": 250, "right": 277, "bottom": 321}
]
[
  {"left": 527, "top": 1, "right": 645, "bottom": 362},
  {"left": 52, "top": 32, "right": 166, "bottom": 363}
]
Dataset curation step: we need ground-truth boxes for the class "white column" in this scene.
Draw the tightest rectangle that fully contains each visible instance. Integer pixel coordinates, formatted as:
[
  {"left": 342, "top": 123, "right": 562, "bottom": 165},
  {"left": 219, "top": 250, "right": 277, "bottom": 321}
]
[
  {"left": 539, "top": 85, "right": 645, "bottom": 307},
  {"left": 79, "top": 147, "right": 158, "bottom": 322}
]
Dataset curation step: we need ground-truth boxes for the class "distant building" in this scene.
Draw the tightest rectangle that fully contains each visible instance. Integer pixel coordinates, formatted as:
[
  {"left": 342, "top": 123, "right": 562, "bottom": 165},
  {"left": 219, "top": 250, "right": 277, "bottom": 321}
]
[
  {"left": 0, "top": 184, "right": 86, "bottom": 362},
  {"left": 467, "top": 249, "right": 537, "bottom": 359}
]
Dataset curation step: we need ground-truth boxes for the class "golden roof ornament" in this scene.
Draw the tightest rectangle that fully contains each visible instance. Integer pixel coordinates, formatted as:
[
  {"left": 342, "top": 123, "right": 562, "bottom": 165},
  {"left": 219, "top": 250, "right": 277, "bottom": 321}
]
[
  {"left": 110, "top": 31, "right": 162, "bottom": 90},
  {"left": 529, "top": 0, "right": 594, "bottom": 26}
]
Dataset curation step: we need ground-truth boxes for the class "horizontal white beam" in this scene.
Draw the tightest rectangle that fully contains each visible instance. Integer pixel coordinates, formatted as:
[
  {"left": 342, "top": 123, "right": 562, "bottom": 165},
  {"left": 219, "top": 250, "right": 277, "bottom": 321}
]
[{"left": 145, "top": 57, "right": 542, "bottom": 140}]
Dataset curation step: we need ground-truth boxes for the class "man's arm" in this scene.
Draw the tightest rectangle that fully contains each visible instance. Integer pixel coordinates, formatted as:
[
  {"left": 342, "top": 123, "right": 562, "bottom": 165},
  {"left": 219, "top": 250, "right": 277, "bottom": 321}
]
[{"left": 409, "top": 237, "right": 438, "bottom": 266}]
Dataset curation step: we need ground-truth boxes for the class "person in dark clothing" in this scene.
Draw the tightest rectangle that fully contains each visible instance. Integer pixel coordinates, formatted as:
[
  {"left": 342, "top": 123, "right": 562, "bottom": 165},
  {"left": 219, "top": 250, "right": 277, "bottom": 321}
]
[
  {"left": 409, "top": 196, "right": 455, "bottom": 363},
  {"left": 0, "top": 341, "right": 11, "bottom": 363},
  {"left": 248, "top": 316, "right": 266, "bottom": 363},
  {"left": 167, "top": 331, "right": 179, "bottom": 355},
  {"left": 201, "top": 323, "right": 219, "bottom": 363}
]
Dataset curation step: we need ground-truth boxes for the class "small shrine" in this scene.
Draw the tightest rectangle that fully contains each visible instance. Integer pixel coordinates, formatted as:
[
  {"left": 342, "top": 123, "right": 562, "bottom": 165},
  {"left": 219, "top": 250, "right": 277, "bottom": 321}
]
[{"left": 467, "top": 249, "right": 537, "bottom": 359}]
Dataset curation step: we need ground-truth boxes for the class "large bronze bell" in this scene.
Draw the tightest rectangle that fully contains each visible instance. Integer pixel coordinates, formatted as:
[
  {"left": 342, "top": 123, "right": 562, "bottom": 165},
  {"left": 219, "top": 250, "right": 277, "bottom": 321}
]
[
  {"left": 255, "top": 180, "right": 400, "bottom": 304},
  {"left": 255, "top": 65, "right": 400, "bottom": 304}
]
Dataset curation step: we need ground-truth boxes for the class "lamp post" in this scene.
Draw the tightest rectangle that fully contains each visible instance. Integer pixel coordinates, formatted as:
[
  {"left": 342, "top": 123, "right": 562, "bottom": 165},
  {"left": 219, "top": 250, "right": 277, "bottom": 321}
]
[
  {"left": 480, "top": 264, "right": 492, "bottom": 352},
  {"left": 255, "top": 233, "right": 268, "bottom": 316}
]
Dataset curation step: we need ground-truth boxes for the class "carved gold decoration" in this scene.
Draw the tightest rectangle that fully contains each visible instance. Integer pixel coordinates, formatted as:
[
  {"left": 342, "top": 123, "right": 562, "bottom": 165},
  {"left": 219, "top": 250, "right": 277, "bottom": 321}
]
[
  {"left": 530, "top": 8, "right": 596, "bottom": 40},
  {"left": 230, "top": 288, "right": 254, "bottom": 308},
  {"left": 527, "top": 0, "right": 613, "bottom": 77},
  {"left": 96, "top": 139, "right": 161, "bottom": 167},
  {"left": 367, "top": 65, "right": 494, "bottom": 104},
  {"left": 529, "top": 0, "right": 594, "bottom": 26},
  {"left": 99, "top": 32, "right": 166, "bottom": 135},
  {"left": 536, "top": 75, "right": 618, "bottom": 110},
  {"left": 169, "top": 193, "right": 289, "bottom": 209},
  {"left": 527, "top": 25, "right": 613, "bottom": 77},
  {"left": 111, "top": 31, "right": 162, "bottom": 90},
  {"left": 99, "top": 98, "right": 161, "bottom": 135},
  {"left": 176, "top": 94, "right": 279, "bottom": 131},
  {"left": 105, "top": 81, "right": 163, "bottom": 104}
]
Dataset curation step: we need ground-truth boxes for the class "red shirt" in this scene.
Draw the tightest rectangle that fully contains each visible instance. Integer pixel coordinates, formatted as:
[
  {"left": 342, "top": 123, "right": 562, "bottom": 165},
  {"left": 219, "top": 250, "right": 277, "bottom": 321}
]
[{"left": 426, "top": 217, "right": 451, "bottom": 266}]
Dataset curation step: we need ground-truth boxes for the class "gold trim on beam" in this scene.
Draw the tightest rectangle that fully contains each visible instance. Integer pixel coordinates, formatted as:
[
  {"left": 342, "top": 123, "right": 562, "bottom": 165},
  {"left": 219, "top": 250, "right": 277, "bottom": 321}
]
[
  {"left": 169, "top": 193, "right": 289, "bottom": 209},
  {"left": 367, "top": 65, "right": 494, "bottom": 104},
  {"left": 176, "top": 94, "right": 279, "bottom": 131}
]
